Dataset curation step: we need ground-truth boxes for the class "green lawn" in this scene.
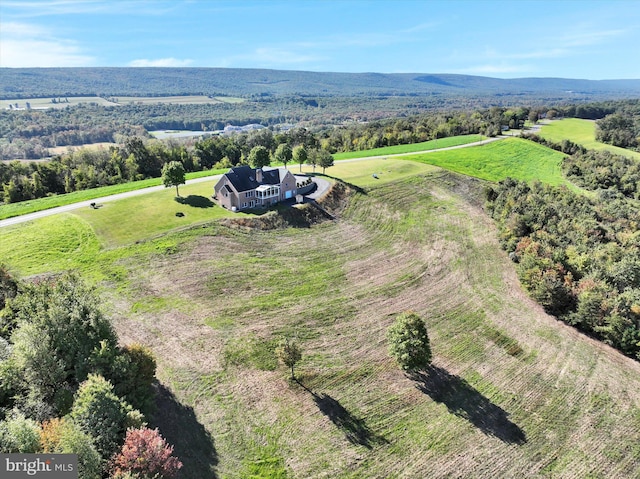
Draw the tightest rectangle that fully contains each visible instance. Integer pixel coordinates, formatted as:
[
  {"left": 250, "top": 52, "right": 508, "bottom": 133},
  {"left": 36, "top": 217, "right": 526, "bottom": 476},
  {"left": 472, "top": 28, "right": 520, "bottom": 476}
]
[
  {"left": 314, "top": 158, "right": 438, "bottom": 187},
  {"left": 401, "top": 137, "right": 572, "bottom": 186},
  {"left": 539, "top": 118, "right": 640, "bottom": 160},
  {"left": 332, "top": 134, "right": 485, "bottom": 160},
  {"left": 73, "top": 180, "right": 243, "bottom": 247},
  {"left": 0, "top": 170, "right": 225, "bottom": 221}
]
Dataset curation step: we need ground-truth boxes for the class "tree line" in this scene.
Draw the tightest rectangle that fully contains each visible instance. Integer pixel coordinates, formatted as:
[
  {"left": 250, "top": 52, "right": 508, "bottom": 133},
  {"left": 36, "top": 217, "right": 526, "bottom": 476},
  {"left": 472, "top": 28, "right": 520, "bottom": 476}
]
[
  {"left": 4, "top": 97, "right": 636, "bottom": 161},
  {"left": 486, "top": 172, "right": 640, "bottom": 359},
  {"left": 0, "top": 269, "right": 181, "bottom": 478},
  {"left": 0, "top": 106, "right": 530, "bottom": 204}
]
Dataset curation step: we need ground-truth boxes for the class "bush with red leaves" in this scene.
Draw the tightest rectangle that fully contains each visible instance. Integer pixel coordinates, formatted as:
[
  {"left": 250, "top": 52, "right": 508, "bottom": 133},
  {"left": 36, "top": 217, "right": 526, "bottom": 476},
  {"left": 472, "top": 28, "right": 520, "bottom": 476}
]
[{"left": 110, "top": 427, "right": 182, "bottom": 479}]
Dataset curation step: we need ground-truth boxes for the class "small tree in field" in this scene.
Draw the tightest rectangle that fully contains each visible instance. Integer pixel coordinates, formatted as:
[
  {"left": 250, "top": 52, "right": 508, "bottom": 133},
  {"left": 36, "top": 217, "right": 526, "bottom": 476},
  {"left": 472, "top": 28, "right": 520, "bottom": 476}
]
[
  {"left": 161, "top": 161, "right": 186, "bottom": 197},
  {"left": 110, "top": 427, "right": 182, "bottom": 479},
  {"left": 276, "top": 337, "right": 302, "bottom": 380},
  {"left": 387, "top": 311, "right": 432, "bottom": 372}
]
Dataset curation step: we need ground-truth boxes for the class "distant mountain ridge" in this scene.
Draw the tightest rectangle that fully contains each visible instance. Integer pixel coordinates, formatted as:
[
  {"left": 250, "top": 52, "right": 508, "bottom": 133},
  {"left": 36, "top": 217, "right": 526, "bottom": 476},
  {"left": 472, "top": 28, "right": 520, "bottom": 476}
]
[{"left": 2, "top": 67, "right": 640, "bottom": 100}]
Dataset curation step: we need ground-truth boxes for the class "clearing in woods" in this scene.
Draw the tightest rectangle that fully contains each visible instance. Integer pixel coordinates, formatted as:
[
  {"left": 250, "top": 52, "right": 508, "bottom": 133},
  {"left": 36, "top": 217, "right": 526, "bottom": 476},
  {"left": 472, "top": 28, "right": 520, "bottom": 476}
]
[{"left": 78, "top": 172, "right": 640, "bottom": 478}]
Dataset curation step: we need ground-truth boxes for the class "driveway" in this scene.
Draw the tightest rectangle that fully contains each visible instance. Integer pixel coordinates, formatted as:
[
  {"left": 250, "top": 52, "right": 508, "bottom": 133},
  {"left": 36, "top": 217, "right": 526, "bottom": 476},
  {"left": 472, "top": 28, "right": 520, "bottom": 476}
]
[
  {"left": 305, "top": 177, "right": 332, "bottom": 200},
  {"left": 0, "top": 175, "right": 221, "bottom": 229}
]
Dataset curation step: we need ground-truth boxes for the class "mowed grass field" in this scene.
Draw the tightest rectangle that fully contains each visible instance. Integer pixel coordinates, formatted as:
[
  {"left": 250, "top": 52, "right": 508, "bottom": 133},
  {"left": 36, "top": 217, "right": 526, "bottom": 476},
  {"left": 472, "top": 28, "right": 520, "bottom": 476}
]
[
  {"left": 114, "top": 95, "right": 245, "bottom": 105},
  {"left": 402, "top": 137, "right": 573, "bottom": 187},
  {"left": 2, "top": 151, "right": 640, "bottom": 477},
  {"left": 1, "top": 95, "right": 245, "bottom": 110},
  {"left": 0, "top": 96, "right": 116, "bottom": 109},
  {"left": 539, "top": 118, "right": 640, "bottom": 160},
  {"left": 332, "top": 134, "right": 485, "bottom": 160}
]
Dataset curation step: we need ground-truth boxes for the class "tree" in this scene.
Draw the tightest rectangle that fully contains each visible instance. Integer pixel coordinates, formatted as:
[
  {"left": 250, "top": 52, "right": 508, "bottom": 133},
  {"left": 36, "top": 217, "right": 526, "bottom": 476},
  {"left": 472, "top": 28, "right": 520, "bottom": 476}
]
[
  {"left": 112, "top": 344, "right": 157, "bottom": 415},
  {"left": 123, "top": 137, "right": 159, "bottom": 179},
  {"left": 40, "top": 418, "right": 102, "bottom": 479},
  {"left": 293, "top": 145, "right": 307, "bottom": 172},
  {"left": 0, "top": 410, "right": 41, "bottom": 453},
  {"left": 0, "top": 265, "right": 18, "bottom": 304},
  {"left": 110, "top": 427, "right": 182, "bottom": 479},
  {"left": 316, "top": 149, "right": 334, "bottom": 174},
  {"left": 248, "top": 145, "right": 271, "bottom": 169},
  {"left": 387, "top": 312, "right": 432, "bottom": 372},
  {"left": 161, "top": 161, "right": 186, "bottom": 197},
  {"left": 308, "top": 149, "right": 318, "bottom": 173},
  {"left": 275, "top": 337, "right": 302, "bottom": 380},
  {"left": 6, "top": 274, "right": 118, "bottom": 411},
  {"left": 70, "top": 374, "right": 143, "bottom": 460},
  {"left": 273, "top": 143, "right": 293, "bottom": 168}
]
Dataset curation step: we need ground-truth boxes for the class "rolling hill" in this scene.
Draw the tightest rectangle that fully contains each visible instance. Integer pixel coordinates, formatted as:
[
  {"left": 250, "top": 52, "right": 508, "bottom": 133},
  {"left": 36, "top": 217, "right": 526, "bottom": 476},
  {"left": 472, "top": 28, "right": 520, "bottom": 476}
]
[{"left": 2, "top": 67, "right": 640, "bottom": 101}]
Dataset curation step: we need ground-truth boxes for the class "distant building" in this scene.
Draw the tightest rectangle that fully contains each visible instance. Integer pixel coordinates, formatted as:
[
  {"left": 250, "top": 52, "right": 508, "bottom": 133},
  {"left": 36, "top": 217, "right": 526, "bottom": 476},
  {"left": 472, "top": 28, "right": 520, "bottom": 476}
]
[
  {"left": 223, "top": 124, "right": 266, "bottom": 135},
  {"left": 213, "top": 166, "right": 298, "bottom": 211}
]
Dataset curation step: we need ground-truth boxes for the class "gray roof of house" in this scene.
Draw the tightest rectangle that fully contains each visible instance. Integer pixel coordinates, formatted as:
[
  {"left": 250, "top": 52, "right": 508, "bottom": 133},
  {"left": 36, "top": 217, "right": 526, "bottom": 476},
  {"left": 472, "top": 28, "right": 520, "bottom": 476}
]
[{"left": 224, "top": 166, "right": 289, "bottom": 192}]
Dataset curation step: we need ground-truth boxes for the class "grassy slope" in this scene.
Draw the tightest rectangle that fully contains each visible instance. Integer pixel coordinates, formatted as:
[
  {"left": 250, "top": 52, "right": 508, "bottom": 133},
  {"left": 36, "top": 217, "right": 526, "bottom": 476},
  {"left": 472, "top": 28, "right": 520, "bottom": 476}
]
[
  {"left": 402, "top": 137, "right": 571, "bottom": 186},
  {"left": 2, "top": 157, "right": 640, "bottom": 478},
  {"left": 100, "top": 175, "right": 640, "bottom": 478},
  {"left": 0, "top": 159, "right": 434, "bottom": 267},
  {"left": 332, "top": 135, "right": 485, "bottom": 160},
  {"left": 539, "top": 118, "right": 640, "bottom": 160}
]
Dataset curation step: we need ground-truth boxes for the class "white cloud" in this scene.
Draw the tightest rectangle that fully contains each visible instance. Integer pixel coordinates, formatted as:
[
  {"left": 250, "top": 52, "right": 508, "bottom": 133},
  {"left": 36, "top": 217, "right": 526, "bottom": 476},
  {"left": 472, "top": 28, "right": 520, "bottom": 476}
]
[
  {"left": 128, "top": 58, "right": 193, "bottom": 67},
  {"left": 401, "top": 22, "right": 439, "bottom": 34},
  {"left": 560, "top": 28, "right": 626, "bottom": 48},
  {"left": 0, "top": 21, "right": 95, "bottom": 67}
]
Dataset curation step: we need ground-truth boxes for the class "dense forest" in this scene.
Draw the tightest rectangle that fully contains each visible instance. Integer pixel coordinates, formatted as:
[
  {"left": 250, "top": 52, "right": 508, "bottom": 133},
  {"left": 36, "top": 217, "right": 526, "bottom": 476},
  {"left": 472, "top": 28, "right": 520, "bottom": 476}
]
[
  {"left": 483, "top": 100, "right": 640, "bottom": 359},
  {"left": 594, "top": 99, "right": 640, "bottom": 149},
  {"left": 0, "top": 270, "right": 181, "bottom": 478},
  {"left": 486, "top": 168, "right": 640, "bottom": 360}
]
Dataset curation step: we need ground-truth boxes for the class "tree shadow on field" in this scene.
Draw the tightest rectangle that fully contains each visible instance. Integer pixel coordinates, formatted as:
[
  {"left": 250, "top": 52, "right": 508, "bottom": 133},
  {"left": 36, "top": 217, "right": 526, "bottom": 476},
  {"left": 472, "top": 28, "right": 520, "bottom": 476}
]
[
  {"left": 150, "top": 384, "right": 219, "bottom": 479},
  {"left": 413, "top": 365, "right": 526, "bottom": 445},
  {"left": 299, "top": 382, "right": 387, "bottom": 449},
  {"left": 175, "top": 195, "right": 214, "bottom": 208}
]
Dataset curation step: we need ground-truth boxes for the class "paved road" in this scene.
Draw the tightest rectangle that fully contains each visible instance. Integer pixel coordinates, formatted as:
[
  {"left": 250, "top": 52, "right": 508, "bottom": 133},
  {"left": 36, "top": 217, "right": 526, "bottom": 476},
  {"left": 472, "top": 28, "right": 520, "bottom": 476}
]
[
  {"left": 0, "top": 175, "right": 220, "bottom": 229},
  {"left": 335, "top": 136, "right": 505, "bottom": 163},
  {"left": 0, "top": 136, "right": 506, "bottom": 229}
]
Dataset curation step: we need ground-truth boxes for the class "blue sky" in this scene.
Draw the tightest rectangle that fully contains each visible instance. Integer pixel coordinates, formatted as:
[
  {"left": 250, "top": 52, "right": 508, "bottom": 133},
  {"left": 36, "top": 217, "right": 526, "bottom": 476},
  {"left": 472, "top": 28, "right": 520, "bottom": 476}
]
[{"left": 1, "top": 0, "right": 639, "bottom": 79}]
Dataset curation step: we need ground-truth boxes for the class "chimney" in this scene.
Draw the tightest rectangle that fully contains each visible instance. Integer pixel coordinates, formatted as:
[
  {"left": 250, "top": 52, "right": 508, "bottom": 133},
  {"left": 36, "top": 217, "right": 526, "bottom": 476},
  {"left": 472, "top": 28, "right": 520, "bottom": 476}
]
[{"left": 256, "top": 168, "right": 263, "bottom": 183}]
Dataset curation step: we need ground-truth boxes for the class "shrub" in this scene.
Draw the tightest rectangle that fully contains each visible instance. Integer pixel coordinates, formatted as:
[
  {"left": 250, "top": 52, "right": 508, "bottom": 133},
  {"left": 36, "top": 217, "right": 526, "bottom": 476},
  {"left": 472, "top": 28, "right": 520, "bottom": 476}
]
[
  {"left": 0, "top": 410, "right": 41, "bottom": 453},
  {"left": 70, "top": 374, "right": 143, "bottom": 460},
  {"left": 387, "top": 311, "right": 432, "bottom": 372},
  {"left": 110, "top": 427, "right": 182, "bottom": 479}
]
